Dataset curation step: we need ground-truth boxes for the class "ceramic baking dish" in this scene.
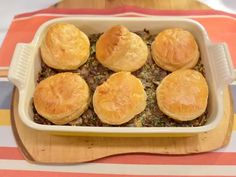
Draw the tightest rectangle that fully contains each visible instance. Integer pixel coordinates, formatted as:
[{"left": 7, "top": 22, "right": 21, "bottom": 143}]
[{"left": 8, "top": 17, "right": 235, "bottom": 137}]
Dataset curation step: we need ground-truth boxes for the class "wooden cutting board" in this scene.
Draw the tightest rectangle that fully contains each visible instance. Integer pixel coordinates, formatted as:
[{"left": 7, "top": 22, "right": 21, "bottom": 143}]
[{"left": 11, "top": 87, "right": 234, "bottom": 164}]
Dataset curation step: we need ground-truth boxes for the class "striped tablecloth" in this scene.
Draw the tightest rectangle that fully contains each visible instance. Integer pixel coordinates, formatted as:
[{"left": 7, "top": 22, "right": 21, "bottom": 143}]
[{"left": 1, "top": 6, "right": 236, "bottom": 177}]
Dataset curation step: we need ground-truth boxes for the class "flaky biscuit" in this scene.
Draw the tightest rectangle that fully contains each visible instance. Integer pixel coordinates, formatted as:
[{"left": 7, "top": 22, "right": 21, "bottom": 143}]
[
  {"left": 151, "top": 28, "right": 199, "bottom": 72},
  {"left": 40, "top": 23, "right": 90, "bottom": 70},
  {"left": 93, "top": 72, "right": 147, "bottom": 125},
  {"left": 96, "top": 25, "right": 148, "bottom": 72},
  {"left": 156, "top": 69, "right": 208, "bottom": 121},
  {"left": 33, "top": 72, "right": 90, "bottom": 124}
]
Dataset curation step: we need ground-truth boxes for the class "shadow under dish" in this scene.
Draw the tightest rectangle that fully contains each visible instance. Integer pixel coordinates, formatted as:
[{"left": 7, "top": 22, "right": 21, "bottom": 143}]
[{"left": 32, "top": 29, "right": 207, "bottom": 127}]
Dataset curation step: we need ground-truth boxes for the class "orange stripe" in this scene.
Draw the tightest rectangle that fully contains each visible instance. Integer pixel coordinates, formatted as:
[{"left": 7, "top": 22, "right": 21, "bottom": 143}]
[
  {"left": 0, "top": 170, "right": 232, "bottom": 177},
  {"left": 0, "top": 147, "right": 23, "bottom": 160},
  {"left": 0, "top": 110, "right": 11, "bottom": 126},
  {"left": 0, "top": 70, "right": 8, "bottom": 77}
]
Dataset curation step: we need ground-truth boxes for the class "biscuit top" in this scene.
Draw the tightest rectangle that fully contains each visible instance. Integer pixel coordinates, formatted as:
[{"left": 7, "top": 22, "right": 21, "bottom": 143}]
[
  {"left": 40, "top": 23, "right": 90, "bottom": 70},
  {"left": 33, "top": 72, "right": 90, "bottom": 124},
  {"left": 93, "top": 71, "right": 147, "bottom": 125},
  {"left": 156, "top": 69, "right": 208, "bottom": 121},
  {"left": 152, "top": 28, "right": 199, "bottom": 71},
  {"left": 96, "top": 25, "right": 148, "bottom": 72}
]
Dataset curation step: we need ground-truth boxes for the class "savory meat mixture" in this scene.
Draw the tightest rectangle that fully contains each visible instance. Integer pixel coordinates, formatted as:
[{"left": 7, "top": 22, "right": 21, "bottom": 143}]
[{"left": 33, "top": 29, "right": 207, "bottom": 127}]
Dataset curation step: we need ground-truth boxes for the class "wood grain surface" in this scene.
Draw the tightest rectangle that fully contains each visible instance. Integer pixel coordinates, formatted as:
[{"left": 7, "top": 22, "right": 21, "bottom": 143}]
[
  {"left": 11, "top": 87, "right": 233, "bottom": 164},
  {"left": 55, "top": 0, "right": 210, "bottom": 10}
]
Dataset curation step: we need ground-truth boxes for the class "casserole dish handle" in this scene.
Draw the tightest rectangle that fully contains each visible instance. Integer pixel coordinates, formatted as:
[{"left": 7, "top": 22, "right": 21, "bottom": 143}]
[
  {"left": 8, "top": 43, "right": 34, "bottom": 90},
  {"left": 208, "top": 43, "right": 236, "bottom": 88}
]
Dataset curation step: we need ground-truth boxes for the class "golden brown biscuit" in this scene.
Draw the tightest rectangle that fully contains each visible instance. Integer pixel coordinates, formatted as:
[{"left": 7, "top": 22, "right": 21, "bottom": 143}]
[
  {"left": 156, "top": 69, "right": 208, "bottom": 121},
  {"left": 40, "top": 23, "right": 90, "bottom": 70},
  {"left": 93, "top": 71, "right": 147, "bottom": 125},
  {"left": 33, "top": 72, "right": 90, "bottom": 124},
  {"left": 151, "top": 28, "right": 199, "bottom": 72},
  {"left": 96, "top": 25, "right": 148, "bottom": 72}
]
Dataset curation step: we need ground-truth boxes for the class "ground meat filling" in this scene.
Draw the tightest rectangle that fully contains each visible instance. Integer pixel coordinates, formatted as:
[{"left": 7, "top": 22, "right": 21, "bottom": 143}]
[{"left": 33, "top": 30, "right": 207, "bottom": 127}]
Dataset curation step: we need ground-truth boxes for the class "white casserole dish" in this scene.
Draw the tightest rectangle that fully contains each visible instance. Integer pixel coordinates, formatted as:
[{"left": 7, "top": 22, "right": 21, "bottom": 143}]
[{"left": 8, "top": 17, "right": 235, "bottom": 137}]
